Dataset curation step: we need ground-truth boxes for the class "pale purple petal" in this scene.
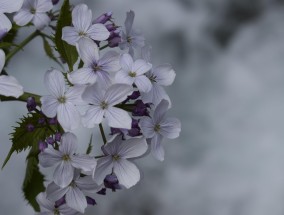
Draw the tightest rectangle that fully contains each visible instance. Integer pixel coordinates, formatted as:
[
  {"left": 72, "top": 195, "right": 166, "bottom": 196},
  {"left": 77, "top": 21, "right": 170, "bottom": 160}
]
[
  {"left": 65, "top": 85, "right": 86, "bottom": 105},
  {"left": 113, "top": 159, "right": 140, "bottom": 189},
  {"left": 0, "top": 0, "right": 23, "bottom": 13},
  {"left": 141, "top": 84, "right": 171, "bottom": 107},
  {"left": 53, "top": 161, "right": 74, "bottom": 187},
  {"left": 66, "top": 187, "right": 87, "bottom": 213},
  {"left": 139, "top": 116, "right": 155, "bottom": 138},
  {"left": 36, "top": 0, "right": 53, "bottom": 13},
  {"left": 82, "top": 106, "right": 105, "bottom": 128},
  {"left": 154, "top": 64, "right": 176, "bottom": 86},
  {"left": 58, "top": 205, "right": 78, "bottom": 215},
  {"left": 102, "top": 136, "right": 121, "bottom": 155},
  {"left": 153, "top": 99, "right": 169, "bottom": 123},
  {"left": 13, "top": 10, "right": 33, "bottom": 26},
  {"left": 77, "top": 38, "right": 99, "bottom": 65},
  {"left": 46, "top": 182, "right": 69, "bottom": 201},
  {"left": 38, "top": 148, "right": 62, "bottom": 167},
  {"left": 120, "top": 53, "right": 133, "bottom": 71},
  {"left": 0, "top": 13, "right": 11, "bottom": 32},
  {"left": 96, "top": 70, "right": 111, "bottom": 88},
  {"left": 131, "top": 34, "right": 145, "bottom": 48},
  {"left": 132, "top": 59, "right": 152, "bottom": 75},
  {"left": 59, "top": 132, "right": 78, "bottom": 155},
  {"left": 105, "top": 107, "right": 132, "bottom": 129},
  {"left": 57, "top": 103, "right": 81, "bottom": 131},
  {"left": 62, "top": 26, "right": 79, "bottom": 45},
  {"left": 141, "top": 45, "right": 152, "bottom": 63},
  {"left": 160, "top": 117, "right": 181, "bottom": 139},
  {"left": 76, "top": 176, "right": 100, "bottom": 193},
  {"left": 87, "top": 23, "right": 110, "bottom": 41},
  {"left": 125, "top": 10, "right": 134, "bottom": 35},
  {"left": 104, "top": 84, "right": 133, "bottom": 106},
  {"left": 134, "top": 75, "right": 152, "bottom": 93},
  {"left": 69, "top": 67, "right": 97, "bottom": 85},
  {"left": 40, "top": 95, "right": 59, "bottom": 118},
  {"left": 115, "top": 70, "right": 134, "bottom": 85},
  {"left": 72, "top": 4, "right": 92, "bottom": 32},
  {"left": 93, "top": 156, "right": 113, "bottom": 185},
  {"left": 36, "top": 192, "right": 54, "bottom": 211},
  {"left": 151, "top": 134, "right": 164, "bottom": 161},
  {"left": 99, "top": 51, "right": 120, "bottom": 72},
  {"left": 44, "top": 69, "right": 65, "bottom": 98},
  {"left": 71, "top": 154, "right": 97, "bottom": 172},
  {"left": 0, "top": 75, "right": 24, "bottom": 98},
  {"left": 81, "top": 84, "right": 103, "bottom": 104},
  {"left": 0, "top": 49, "right": 4, "bottom": 73},
  {"left": 32, "top": 13, "right": 50, "bottom": 30},
  {"left": 118, "top": 138, "right": 148, "bottom": 159}
]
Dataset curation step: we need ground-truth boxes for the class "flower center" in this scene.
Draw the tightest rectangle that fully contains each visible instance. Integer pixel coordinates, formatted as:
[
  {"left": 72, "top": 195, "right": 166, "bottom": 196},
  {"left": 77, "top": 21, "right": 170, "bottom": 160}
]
[
  {"left": 128, "top": 71, "right": 136, "bottom": 77},
  {"left": 79, "top": 31, "right": 87, "bottom": 37},
  {"left": 30, "top": 8, "right": 36, "bottom": 14},
  {"left": 149, "top": 74, "right": 157, "bottom": 83},
  {"left": 112, "top": 155, "right": 120, "bottom": 161},
  {"left": 127, "top": 36, "right": 132, "bottom": 43},
  {"left": 69, "top": 180, "right": 77, "bottom": 188},
  {"left": 58, "top": 96, "right": 66, "bottom": 104},
  {"left": 100, "top": 101, "right": 108, "bottom": 109},
  {"left": 62, "top": 154, "right": 70, "bottom": 161},
  {"left": 54, "top": 208, "right": 60, "bottom": 215},
  {"left": 92, "top": 63, "right": 101, "bottom": 72},
  {"left": 154, "top": 124, "right": 160, "bottom": 132}
]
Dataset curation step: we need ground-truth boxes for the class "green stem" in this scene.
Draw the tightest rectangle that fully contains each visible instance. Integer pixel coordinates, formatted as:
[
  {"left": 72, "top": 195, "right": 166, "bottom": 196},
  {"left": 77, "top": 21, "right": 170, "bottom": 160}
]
[
  {"left": 38, "top": 32, "right": 54, "bottom": 41},
  {"left": 99, "top": 44, "right": 109, "bottom": 51},
  {"left": 99, "top": 123, "right": 107, "bottom": 144},
  {"left": 6, "top": 31, "right": 39, "bottom": 62},
  {"left": 0, "top": 92, "right": 41, "bottom": 104}
]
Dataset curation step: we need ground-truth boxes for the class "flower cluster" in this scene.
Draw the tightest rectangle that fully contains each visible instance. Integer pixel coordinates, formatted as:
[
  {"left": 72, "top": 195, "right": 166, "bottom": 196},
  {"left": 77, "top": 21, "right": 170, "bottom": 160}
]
[{"left": 0, "top": 1, "right": 181, "bottom": 214}]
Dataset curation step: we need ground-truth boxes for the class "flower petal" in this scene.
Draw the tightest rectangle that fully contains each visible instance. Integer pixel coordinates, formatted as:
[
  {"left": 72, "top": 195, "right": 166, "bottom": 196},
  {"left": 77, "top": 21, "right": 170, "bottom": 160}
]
[
  {"left": 118, "top": 138, "right": 148, "bottom": 159},
  {"left": 38, "top": 147, "right": 62, "bottom": 167},
  {"left": 36, "top": 0, "right": 53, "bottom": 13},
  {"left": 44, "top": 69, "right": 65, "bottom": 98},
  {"left": 139, "top": 116, "right": 155, "bottom": 138},
  {"left": 57, "top": 102, "right": 81, "bottom": 131},
  {"left": 160, "top": 117, "right": 181, "bottom": 139},
  {"left": 32, "top": 13, "right": 50, "bottom": 30},
  {"left": 141, "top": 84, "right": 171, "bottom": 108},
  {"left": 154, "top": 64, "right": 176, "bottom": 86},
  {"left": 96, "top": 70, "right": 111, "bottom": 89},
  {"left": 71, "top": 154, "right": 97, "bottom": 172},
  {"left": 125, "top": 10, "right": 134, "bottom": 35},
  {"left": 46, "top": 182, "right": 69, "bottom": 201},
  {"left": 115, "top": 70, "right": 134, "bottom": 85},
  {"left": 0, "top": 0, "right": 23, "bottom": 13},
  {"left": 153, "top": 99, "right": 169, "bottom": 123},
  {"left": 69, "top": 67, "right": 97, "bottom": 85},
  {"left": 82, "top": 106, "right": 105, "bottom": 128},
  {"left": 72, "top": 4, "right": 92, "bottom": 32},
  {"left": 76, "top": 176, "right": 100, "bottom": 193},
  {"left": 141, "top": 45, "right": 152, "bottom": 63},
  {"left": 134, "top": 75, "right": 152, "bottom": 93},
  {"left": 0, "top": 75, "right": 24, "bottom": 98},
  {"left": 81, "top": 84, "right": 103, "bottom": 104},
  {"left": 99, "top": 51, "right": 120, "bottom": 72},
  {"left": 93, "top": 156, "right": 113, "bottom": 185},
  {"left": 62, "top": 26, "right": 79, "bottom": 45},
  {"left": 87, "top": 23, "right": 110, "bottom": 41},
  {"left": 77, "top": 38, "right": 99, "bottom": 65},
  {"left": 113, "top": 159, "right": 140, "bottom": 189},
  {"left": 132, "top": 59, "right": 152, "bottom": 75},
  {"left": 36, "top": 192, "right": 54, "bottom": 211},
  {"left": 53, "top": 161, "right": 74, "bottom": 188},
  {"left": 40, "top": 95, "right": 59, "bottom": 118},
  {"left": 0, "top": 13, "right": 11, "bottom": 32},
  {"left": 104, "top": 84, "right": 133, "bottom": 106},
  {"left": 66, "top": 187, "right": 87, "bottom": 213},
  {"left": 105, "top": 107, "right": 132, "bottom": 129},
  {"left": 59, "top": 132, "right": 78, "bottom": 155},
  {"left": 13, "top": 10, "right": 33, "bottom": 27},
  {"left": 151, "top": 134, "right": 164, "bottom": 161},
  {"left": 120, "top": 53, "right": 133, "bottom": 71},
  {"left": 65, "top": 85, "right": 86, "bottom": 105}
]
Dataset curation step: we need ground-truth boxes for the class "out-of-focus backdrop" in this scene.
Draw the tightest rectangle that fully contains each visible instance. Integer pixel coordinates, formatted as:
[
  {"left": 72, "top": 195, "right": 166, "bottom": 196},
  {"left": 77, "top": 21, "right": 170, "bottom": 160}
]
[{"left": 1, "top": 0, "right": 284, "bottom": 214}]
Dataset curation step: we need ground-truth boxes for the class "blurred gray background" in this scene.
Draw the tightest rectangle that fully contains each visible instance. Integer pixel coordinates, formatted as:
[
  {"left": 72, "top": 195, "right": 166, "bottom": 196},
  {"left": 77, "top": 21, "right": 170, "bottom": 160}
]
[{"left": 2, "top": 0, "right": 284, "bottom": 214}]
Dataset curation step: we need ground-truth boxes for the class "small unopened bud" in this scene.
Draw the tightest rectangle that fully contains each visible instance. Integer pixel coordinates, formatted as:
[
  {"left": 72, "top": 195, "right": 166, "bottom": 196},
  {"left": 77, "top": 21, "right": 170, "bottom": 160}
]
[
  {"left": 26, "top": 97, "right": 36, "bottom": 112},
  {"left": 55, "top": 197, "right": 66, "bottom": 207},
  {"left": 38, "top": 117, "right": 46, "bottom": 125},
  {"left": 108, "top": 37, "right": 121, "bottom": 48},
  {"left": 49, "top": 117, "right": 57, "bottom": 125},
  {"left": 26, "top": 123, "right": 35, "bottom": 132},
  {"left": 46, "top": 137, "right": 55, "bottom": 145},
  {"left": 132, "top": 100, "right": 150, "bottom": 116},
  {"left": 86, "top": 196, "right": 97, "bottom": 205},
  {"left": 94, "top": 12, "right": 112, "bottom": 24},
  {"left": 105, "top": 23, "right": 116, "bottom": 32},
  {"left": 97, "top": 188, "right": 106, "bottom": 195},
  {"left": 104, "top": 174, "right": 121, "bottom": 191},
  {"left": 52, "top": 0, "right": 60, "bottom": 5},
  {"left": 128, "top": 91, "right": 140, "bottom": 100},
  {"left": 54, "top": 132, "right": 62, "bottom": 142},
  {"left": 38, "top": 141, "right": 48, "bottom": 152}
]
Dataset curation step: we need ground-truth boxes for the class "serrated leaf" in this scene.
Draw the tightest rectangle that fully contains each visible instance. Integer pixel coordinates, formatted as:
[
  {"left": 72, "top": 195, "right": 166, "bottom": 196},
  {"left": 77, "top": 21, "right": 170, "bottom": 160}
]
[
  {"left": 86, "top": 135, "right": 93, "bottom": 154},
  {"left": 2, "top": 112, "right": 56, "bottom": 168},
  {"left": 55, "top": 0, "right": 78, "bottom": 71},
  {"left": 22, "top": 148, "right": 45, "bottom": 212},
  {"left": 42, "top": 37, "right": 64, "bottom": 69}
]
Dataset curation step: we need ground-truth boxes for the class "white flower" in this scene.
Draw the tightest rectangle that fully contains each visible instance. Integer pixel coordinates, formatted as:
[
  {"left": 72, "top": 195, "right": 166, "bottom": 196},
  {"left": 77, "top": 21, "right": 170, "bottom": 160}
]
[
  {"left": 40, "top": 69, "right": 85, "bottom": 131},
  {"left": 46, "top": 173, "right": 100, "bottom": 213},
  {"left": 115, "top": 53, "right": 152, "bottom": 93},
  {"left": 139, "top": 100, "right": 181, "bottom": 161},
  {"left": 93, "top": 135, "right": 148, "bottom": 188},
  {"left": 119, "top": 10, "right": 145, "bottom": 57},
  {"left": 82, "top": 83, "right": 133, "bottom": 129},
  {"left": 39, "top": 132, "right": 97, "bottom": 188},
  {"left": 62, "top": 4, "right": 110, "bottom": 46},
  {"left": 14, "top": 0, "right": 53, "bottom": 30},
  {"left": 0, "top": 0, "right": 23, "bottom": 33},
  {"left": 68, "top": 39, "right": 120, "bottom": 88},
  {"left": 36, "top": 192, "right": 78, "bottom": 215},
  {"left": 0, "top": 49, "right": 24, "bottom": 98}
]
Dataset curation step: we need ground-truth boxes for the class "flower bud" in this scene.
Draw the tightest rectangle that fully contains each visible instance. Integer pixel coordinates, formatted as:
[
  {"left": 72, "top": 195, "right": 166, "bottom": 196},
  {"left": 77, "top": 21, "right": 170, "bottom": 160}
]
[
  {"left": 46, "top": 137, "right": 55, "bottom": 145},
  {"left": 104, "top": 174, "right": 121, "bottom": 191},
  {"left": 132, "top": 100, "right": 150, "bottom": 116},
  {"left": 52, "top": 0, "right": 60, "bottom": 5},
  {"left": 38, "top": 141, "right": 48, "bottom": 152},
  {"left": 54, "top": 132, "right": 62, "bottom": 142},
  {"left": 26, "top": 97, "right": 36, "bottom": 112},
  {"left": 105, "top": 23, "right": 116, "bottom": 32},
  {"left": 108, "top": 36, "right": 121, "bottom": 48},
  {"left": 94, "top": 12, "right": 112, "bottom": 24},
  {"left": 97, "top": 188, "right": 106, "bottom": 195},
  {"left": 26, "top": 123, "right": 35, "bottom": 132},
  {"left": 38, "top": 117, "right": 46, "bottom": 125},
  {"left": 128, "top": 119, "right": 141, "bottom": 137},
  {"left": 86, "top": 196, "right": 97, "bottom": 205},
  {"left": 49, "top": 117, "right": 57, "bottom": 125}
]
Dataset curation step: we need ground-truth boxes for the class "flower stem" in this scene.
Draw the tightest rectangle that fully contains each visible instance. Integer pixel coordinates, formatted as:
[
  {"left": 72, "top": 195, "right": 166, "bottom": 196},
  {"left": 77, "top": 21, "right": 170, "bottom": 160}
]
[
  {"left": 0, "top": 92, "right": 41, "bottom": 104},
  {"left": 99, "top": 123, "right": 107, "bottom": 144},
  {"left": 99, "top": 44, "right": 109, "bottom": 51},
  {"left": 6, "top": 31, "right": 39, "bottom": 62}
]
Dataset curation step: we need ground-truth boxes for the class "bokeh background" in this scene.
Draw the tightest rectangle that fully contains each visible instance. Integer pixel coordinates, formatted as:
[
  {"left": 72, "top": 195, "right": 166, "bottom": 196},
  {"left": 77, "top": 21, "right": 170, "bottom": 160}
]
[{"left": 1, "top": 0, "right": 284, "bottom": 214}]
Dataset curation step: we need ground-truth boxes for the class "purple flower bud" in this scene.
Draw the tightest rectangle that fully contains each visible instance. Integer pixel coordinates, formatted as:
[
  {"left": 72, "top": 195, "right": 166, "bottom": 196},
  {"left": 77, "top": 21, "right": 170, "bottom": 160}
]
[
  {"left": 132, "top": 100, "right": 150, "bottom": 116},
  {"left": 52, "top": 0, "right": 60, "bottom": 5},
  {"left": 54, "top": 132, "right": 61, "bottom": 142},
  {"left": 108, "top": 37, "right": 121, "bottom": 48},
  {"left": 26, "top": 123, "right": 35, "bottom": 132},
  {"left": 128, "top": 91, "right": 140, "bottom": 100},
  {"left": 26, "top": 97, "right": 37, "bottom": 112},
  {"left": 86, "top": 196, "right": 97, "bottom": 205},
  {"left": 49, "top": 117, "right": 57, "bottom": 125},
  {"left": 94, "top": 12, "right": 112, "bottom": 24},
  {"left": 55, "top": 197, "right": 66, "bottom": 207},
  {"left": 38, "top": 117, "right": 46, "bottom": 125},
  {"left": 46, "top": 137, "right": 55, "bottom": 145},
  {"left": 105, "top": 23, "right": 116, "bottom": 32},
  {"left": 104, "top": 174, "right": 121, "bottom": 192},
  {"left": 97, "top": 188, "right": 106, "bottom": 195},
  {"left": 128, "top": 119, "right": 141, "bottom": 137},
  {"left": 38, "top": 141, "right": 48, "bottom": 152}
]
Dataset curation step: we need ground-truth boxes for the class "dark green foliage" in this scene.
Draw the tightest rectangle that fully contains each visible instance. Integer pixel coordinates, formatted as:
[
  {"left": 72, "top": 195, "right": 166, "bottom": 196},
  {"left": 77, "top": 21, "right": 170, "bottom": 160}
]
[
  {"left": 86, "top": 135, "right": 93, "bottom": 154},
  {"left": 42, "top": 37, "right": 63, "bottom": 68}
]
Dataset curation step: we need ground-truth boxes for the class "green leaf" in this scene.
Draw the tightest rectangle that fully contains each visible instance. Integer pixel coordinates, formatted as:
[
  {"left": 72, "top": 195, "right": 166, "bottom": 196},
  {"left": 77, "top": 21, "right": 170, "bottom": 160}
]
[
  {"left": 55, "top": 0, "right": 78, "bottom": 71},
  {"left": 0, "top": 42, "right": 19, "bottom": 49},
  {"left": 86, "top": 135, "right": 93, "bottom": 154},
  {"left": 22, "top": 147, "right": 45, "bottom": 212},
  {"left": 42, "top": 37, "right": 64, "bottom": 69},
  {"left": 2, "top": 112, "right": 56, "bottom": 168}
]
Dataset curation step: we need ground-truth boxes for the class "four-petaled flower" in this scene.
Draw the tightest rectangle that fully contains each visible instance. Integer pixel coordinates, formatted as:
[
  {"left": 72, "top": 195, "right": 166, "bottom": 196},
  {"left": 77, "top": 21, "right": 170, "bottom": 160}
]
[
  {"left": 139, "top": 100, "right": 181, "bottom": 161},
  {"left": 93, "top": 135, "right": 148, "bottom": 188}
]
